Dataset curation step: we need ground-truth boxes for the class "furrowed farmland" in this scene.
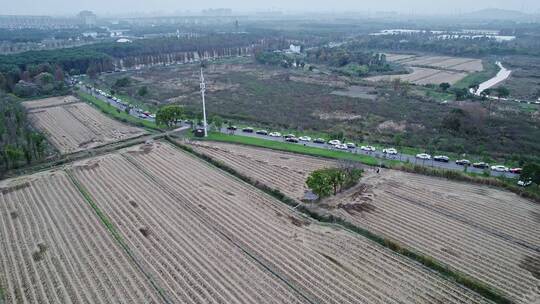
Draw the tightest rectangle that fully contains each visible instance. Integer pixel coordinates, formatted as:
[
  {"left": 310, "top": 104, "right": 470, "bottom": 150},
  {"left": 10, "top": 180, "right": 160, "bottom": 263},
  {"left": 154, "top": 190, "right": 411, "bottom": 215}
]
[
  {"left": 0, "top": 141, "right": 495, "bottom": 303},
  {"left": 0, "top": 170, "right": 162, "bottom": 303},
  {"left": 104, "top": 141, "right": 491, "bottom": 303},
  {"left": 367, "top": 54, "right": 483, "bottom": 85},
  {"left": 23, "top": 96, "right": 146, "bottom": 154},
  {"left": 187, "top": 140, "right": 540, "bottom": 303}
]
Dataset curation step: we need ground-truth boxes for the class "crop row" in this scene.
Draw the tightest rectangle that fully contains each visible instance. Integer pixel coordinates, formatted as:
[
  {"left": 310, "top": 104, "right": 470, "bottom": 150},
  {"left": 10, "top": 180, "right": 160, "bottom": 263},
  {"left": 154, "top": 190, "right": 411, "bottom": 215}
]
[
  {"left": 120, "top": 142, "right": 491, "bottom": 303},
  {"left": 187, "top": 140, "right": 539, "bottom": 303},
  {"left": 0, "top": 171, "right": 161, "bottom": 303}
]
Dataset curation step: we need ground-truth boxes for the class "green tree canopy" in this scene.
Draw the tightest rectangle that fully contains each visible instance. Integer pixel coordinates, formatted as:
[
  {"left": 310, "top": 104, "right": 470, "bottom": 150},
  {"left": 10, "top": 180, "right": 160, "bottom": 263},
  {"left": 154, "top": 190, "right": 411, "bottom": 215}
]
[
  {"left": 495, "top": 87, "right": 510, "bottom": 99},
  {"left": 306, "top": 167, "right": 363, "bottom": 200},
  {"left": 521, "top": 163, "right": 540, "bottom": 186},
  {"left": 439, "top": 82, "right": 451, "bottom": 91},
  {"left": 156, "top": 105, "right": 184, "bottom": 128}
]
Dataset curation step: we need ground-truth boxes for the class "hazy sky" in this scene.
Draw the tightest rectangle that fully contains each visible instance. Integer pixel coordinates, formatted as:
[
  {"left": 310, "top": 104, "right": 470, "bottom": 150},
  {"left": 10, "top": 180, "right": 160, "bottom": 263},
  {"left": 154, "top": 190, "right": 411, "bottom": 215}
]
[{"left": 2, "top": 0, "right": 540, "bottom": 16}]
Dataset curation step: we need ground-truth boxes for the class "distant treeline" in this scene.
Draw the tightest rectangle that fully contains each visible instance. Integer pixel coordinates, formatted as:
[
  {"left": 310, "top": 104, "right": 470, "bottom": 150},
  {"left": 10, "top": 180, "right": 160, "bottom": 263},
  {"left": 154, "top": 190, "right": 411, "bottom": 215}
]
[
  {"left": 358, "top": 34, "right": 540, "bottom": 57},
  {"left": 0, "top": 33, "right": 290, "bottom": 96},
  {"left": 255, "top": 43, "right": 391, "bottom": 76}
]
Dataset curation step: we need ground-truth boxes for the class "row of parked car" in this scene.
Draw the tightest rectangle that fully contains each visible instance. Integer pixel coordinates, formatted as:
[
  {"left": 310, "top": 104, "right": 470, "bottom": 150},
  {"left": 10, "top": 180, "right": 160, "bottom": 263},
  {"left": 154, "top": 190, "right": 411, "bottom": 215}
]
[
  {"left": 415, "top": 154, "right": 521, "bottom": 173},
  {"left": 85, "top": 84, "right": 156, "bottom": 120},
  {"left": 230, "top": 126, "right": 522, "bottom": 175}
]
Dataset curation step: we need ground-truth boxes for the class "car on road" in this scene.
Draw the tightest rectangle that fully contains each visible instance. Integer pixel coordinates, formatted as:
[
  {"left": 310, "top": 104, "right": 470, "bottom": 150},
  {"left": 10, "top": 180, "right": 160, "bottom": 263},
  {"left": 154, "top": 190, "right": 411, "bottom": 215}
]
[
  {"left": 361, "top": 146, "right": 376, "bottom": 152},
  {"left": 518, "top": 180, "right": 532, "bottom": 187},
  {"left": 509, "top": 168, "right": 522, "bottom": 174},
  {"left": 284, "top": 134, "right": 296, "bottom": 139},
  {"left": 335, "top": 144, "right": 349, "bottom": 150},
  {"left": 416, "top": 153, "right": 432, "bottom": 160},
  {"left": 433, "top": 155, "right": 450, "bottom": 162},
  {"left": 285, "top": 137, "right": 299, "bottom": 143},
  {"left": 455, "top": 159, "right": 471, "bottom": 166},
  {"left": 472, "top": 162, "right": 489, "bottom": 169},
  {"left": 328, "top": 139, "right": 341, "bottom": 146},
  {"left": 256, "top": 130, "right": 268, "bottom": 135},
  {"left": 383, "top": 148, "right": 398, "bottom": 155},
  {"left": 227, "top": 125, "right": 237, "bottom": 131},
  {"left": 269, "top": 132, "right": 282, "bottom": 137},
  {"left": 491, "top": 165, "right": 509, "bottom": 172},
  {"left": 242, "top": 127, "right": 254, "bottom": 133},
  {"left": 346, "top": 143, "right": 356, "bottom": 149},
  {"left": 299, "top": 136, "right": 312, "bottom": 142},
  {"left": 313, "top": 138, "right": 326, "bottom": 144}
]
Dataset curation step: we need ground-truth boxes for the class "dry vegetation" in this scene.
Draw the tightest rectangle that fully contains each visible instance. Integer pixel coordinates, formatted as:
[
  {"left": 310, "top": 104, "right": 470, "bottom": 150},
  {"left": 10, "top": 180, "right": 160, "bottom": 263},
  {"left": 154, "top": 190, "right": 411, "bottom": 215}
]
[
  {"left": 187, "top": 140, "right": 540, "bottom": 303},
  {"left": 0, "top": 170, "right": 162, "bottom": 303},
  {"left": 23, "top": 96, "right": 146, "bottom": 154},
  {"left": 109, "top": 141, "right": 490, "bottom": 303}
]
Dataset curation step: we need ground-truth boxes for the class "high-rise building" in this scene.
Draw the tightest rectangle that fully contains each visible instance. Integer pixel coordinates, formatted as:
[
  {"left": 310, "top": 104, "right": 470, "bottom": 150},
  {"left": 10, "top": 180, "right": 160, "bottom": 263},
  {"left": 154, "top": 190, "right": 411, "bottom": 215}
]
[{"left": 77, "top": 11, "right": 97, "bottom": 27}]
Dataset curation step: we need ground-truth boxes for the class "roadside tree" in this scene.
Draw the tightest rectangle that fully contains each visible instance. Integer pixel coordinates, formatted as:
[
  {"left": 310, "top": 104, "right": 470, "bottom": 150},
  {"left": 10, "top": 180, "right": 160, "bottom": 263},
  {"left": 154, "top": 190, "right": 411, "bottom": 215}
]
[{"left": 156, "top": 105, "right": 184, "bottom": 128}]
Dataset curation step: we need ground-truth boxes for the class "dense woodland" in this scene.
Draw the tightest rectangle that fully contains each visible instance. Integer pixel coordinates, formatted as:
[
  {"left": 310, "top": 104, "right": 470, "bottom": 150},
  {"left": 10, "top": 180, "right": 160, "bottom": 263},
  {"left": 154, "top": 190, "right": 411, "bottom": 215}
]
[
  {"left": 0, "top": 93, "right": 48, "bottom": 173},
  {"left": 0, "top": 33, "right": 291, "bottom": 97}
]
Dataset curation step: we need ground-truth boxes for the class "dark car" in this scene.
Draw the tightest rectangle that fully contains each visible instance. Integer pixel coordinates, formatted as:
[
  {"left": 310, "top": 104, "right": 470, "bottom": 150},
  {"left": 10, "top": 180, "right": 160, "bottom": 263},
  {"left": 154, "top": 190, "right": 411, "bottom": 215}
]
[
  {"left": 226, "top": 125, "right": 237, "bottom": 131},
  {"left": 472, "top": 162, "right": 489, "bottom": 169},
  {"left": 455, "top": 159, "right": 470, "bottom": 166},
  {"left": 285, "top": 137, "right": 299, "bottom": 143},
  {"left": 313, "top": 138, "right": 326, "bottom": 144},
  {"left": 283, "top": 134, "right": 296, "bottom": 139},
  {"left": 256, "top": 130, "right": 268, "bottom": 135},
  {"left": 433, "top": 155, "right": 450, "bottom": 163},
  {"left": 242, "top": 127, "right": 254, "bottom": 133}
]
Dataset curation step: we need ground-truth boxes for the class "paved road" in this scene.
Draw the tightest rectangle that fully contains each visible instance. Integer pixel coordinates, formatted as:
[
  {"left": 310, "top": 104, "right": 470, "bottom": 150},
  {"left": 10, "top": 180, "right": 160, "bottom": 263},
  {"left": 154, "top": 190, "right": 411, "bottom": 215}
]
[
  {"left": 78, "top": 85, "right": 156, "bottom": 123},
  {"left": 75, "top": 83, "right": 518, "bottom": 180},
  {"left": 221, "top": 128, "right": 518, "bottom": 179}
]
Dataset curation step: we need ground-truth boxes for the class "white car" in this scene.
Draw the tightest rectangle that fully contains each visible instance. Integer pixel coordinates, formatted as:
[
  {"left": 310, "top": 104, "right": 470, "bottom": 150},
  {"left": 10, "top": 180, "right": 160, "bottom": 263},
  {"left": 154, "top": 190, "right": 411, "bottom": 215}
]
[
  {"left": 335, "top": 144, "right": 349, "bottom": 150},
  {"left": 383, "top": 148, "right": 398, "bottom": 155},
  {"left": 518, "top": 180, "right": 532, "bottom": 187},
  {"left": 491, "top": 165, "right": 509, "bottom": 172},
  {"left": 361, "top": 146, "right": 376, "bottom": 152},
  {"left": 299, "top": 136, "right": 312, "bottom": 142},
  {"left": 269, "top": 132, "right": 282, "bottom": 137},
  {"left": 346, "top": 142, "right": 356, "bottom": 149},
  {"left": 416, "top": 153, "right": 432, "bottom": 160},
  {"left": 328, "top": 139, "right": 341, "bottom": 146}
]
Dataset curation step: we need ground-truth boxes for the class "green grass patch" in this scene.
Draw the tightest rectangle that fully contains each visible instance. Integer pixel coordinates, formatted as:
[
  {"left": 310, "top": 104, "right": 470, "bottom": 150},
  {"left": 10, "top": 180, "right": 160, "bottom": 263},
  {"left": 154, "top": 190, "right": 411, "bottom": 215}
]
[
  {"left": 116, "top": 94, "right": 157, "bottom": 112},
  {"left": 454, "top": 61, "right": 500, "bottom": 89},
  {"left": 77, "top": 91, "right": 162, "bottom": 131},
  {"left": 203, "top": 132, "right": 392, "bottom": 167},
  {"left": 422, "top": 88, "right": 456, "bottom": 102}
]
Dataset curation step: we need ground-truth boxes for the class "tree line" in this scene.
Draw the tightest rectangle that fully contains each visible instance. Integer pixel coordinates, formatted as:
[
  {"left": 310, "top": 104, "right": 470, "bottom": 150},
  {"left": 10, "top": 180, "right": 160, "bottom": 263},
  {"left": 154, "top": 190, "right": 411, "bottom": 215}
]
[{"left": 0, "top": 93, "right": 48, "bottom": 174}]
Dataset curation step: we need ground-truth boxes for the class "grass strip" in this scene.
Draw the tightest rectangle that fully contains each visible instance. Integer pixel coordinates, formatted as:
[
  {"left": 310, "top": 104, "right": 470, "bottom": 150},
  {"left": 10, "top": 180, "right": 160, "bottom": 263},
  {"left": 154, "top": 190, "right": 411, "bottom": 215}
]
[
  {"left": 169, "top": 137, "right": 513, "bottom": 304},
  {"left": 66, "top": 170, "right": 171, "bottom": 304},
  {"left": 0, "top": 284, "right": 4, "bottom": 304},
  {"left": 454, "top": 61, "right": 500, "bottom": 89},
  {"left": 202, "top": 132, "right": 395, "bottom": 167},
  {"left": 76, "top": 91, "right": 162, "bottom": 131}
]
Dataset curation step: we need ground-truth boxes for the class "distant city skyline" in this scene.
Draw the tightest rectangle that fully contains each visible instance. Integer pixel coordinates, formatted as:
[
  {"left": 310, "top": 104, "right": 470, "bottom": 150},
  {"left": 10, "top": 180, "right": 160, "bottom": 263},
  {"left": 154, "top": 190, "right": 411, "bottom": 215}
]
[{"left": 1, "top": 0, "right": 540, "bottom": 17}]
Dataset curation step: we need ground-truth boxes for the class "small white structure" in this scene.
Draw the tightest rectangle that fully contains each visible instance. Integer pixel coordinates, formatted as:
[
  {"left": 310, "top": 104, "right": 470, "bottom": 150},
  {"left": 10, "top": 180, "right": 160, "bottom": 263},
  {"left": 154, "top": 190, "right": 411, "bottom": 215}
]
[
  {"left": 289, "top": 44, "right": 301, "bottom": 53},
  {"left": 116, "top": 38, "right": 132, "bottom": 43}
]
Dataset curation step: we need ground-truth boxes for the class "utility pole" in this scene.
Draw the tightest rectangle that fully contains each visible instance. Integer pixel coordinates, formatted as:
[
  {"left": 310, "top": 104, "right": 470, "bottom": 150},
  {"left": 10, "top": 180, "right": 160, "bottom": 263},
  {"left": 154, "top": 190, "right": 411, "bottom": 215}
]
[{"left": 200, "top": 67, "right": 208, "bottom": 137}]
